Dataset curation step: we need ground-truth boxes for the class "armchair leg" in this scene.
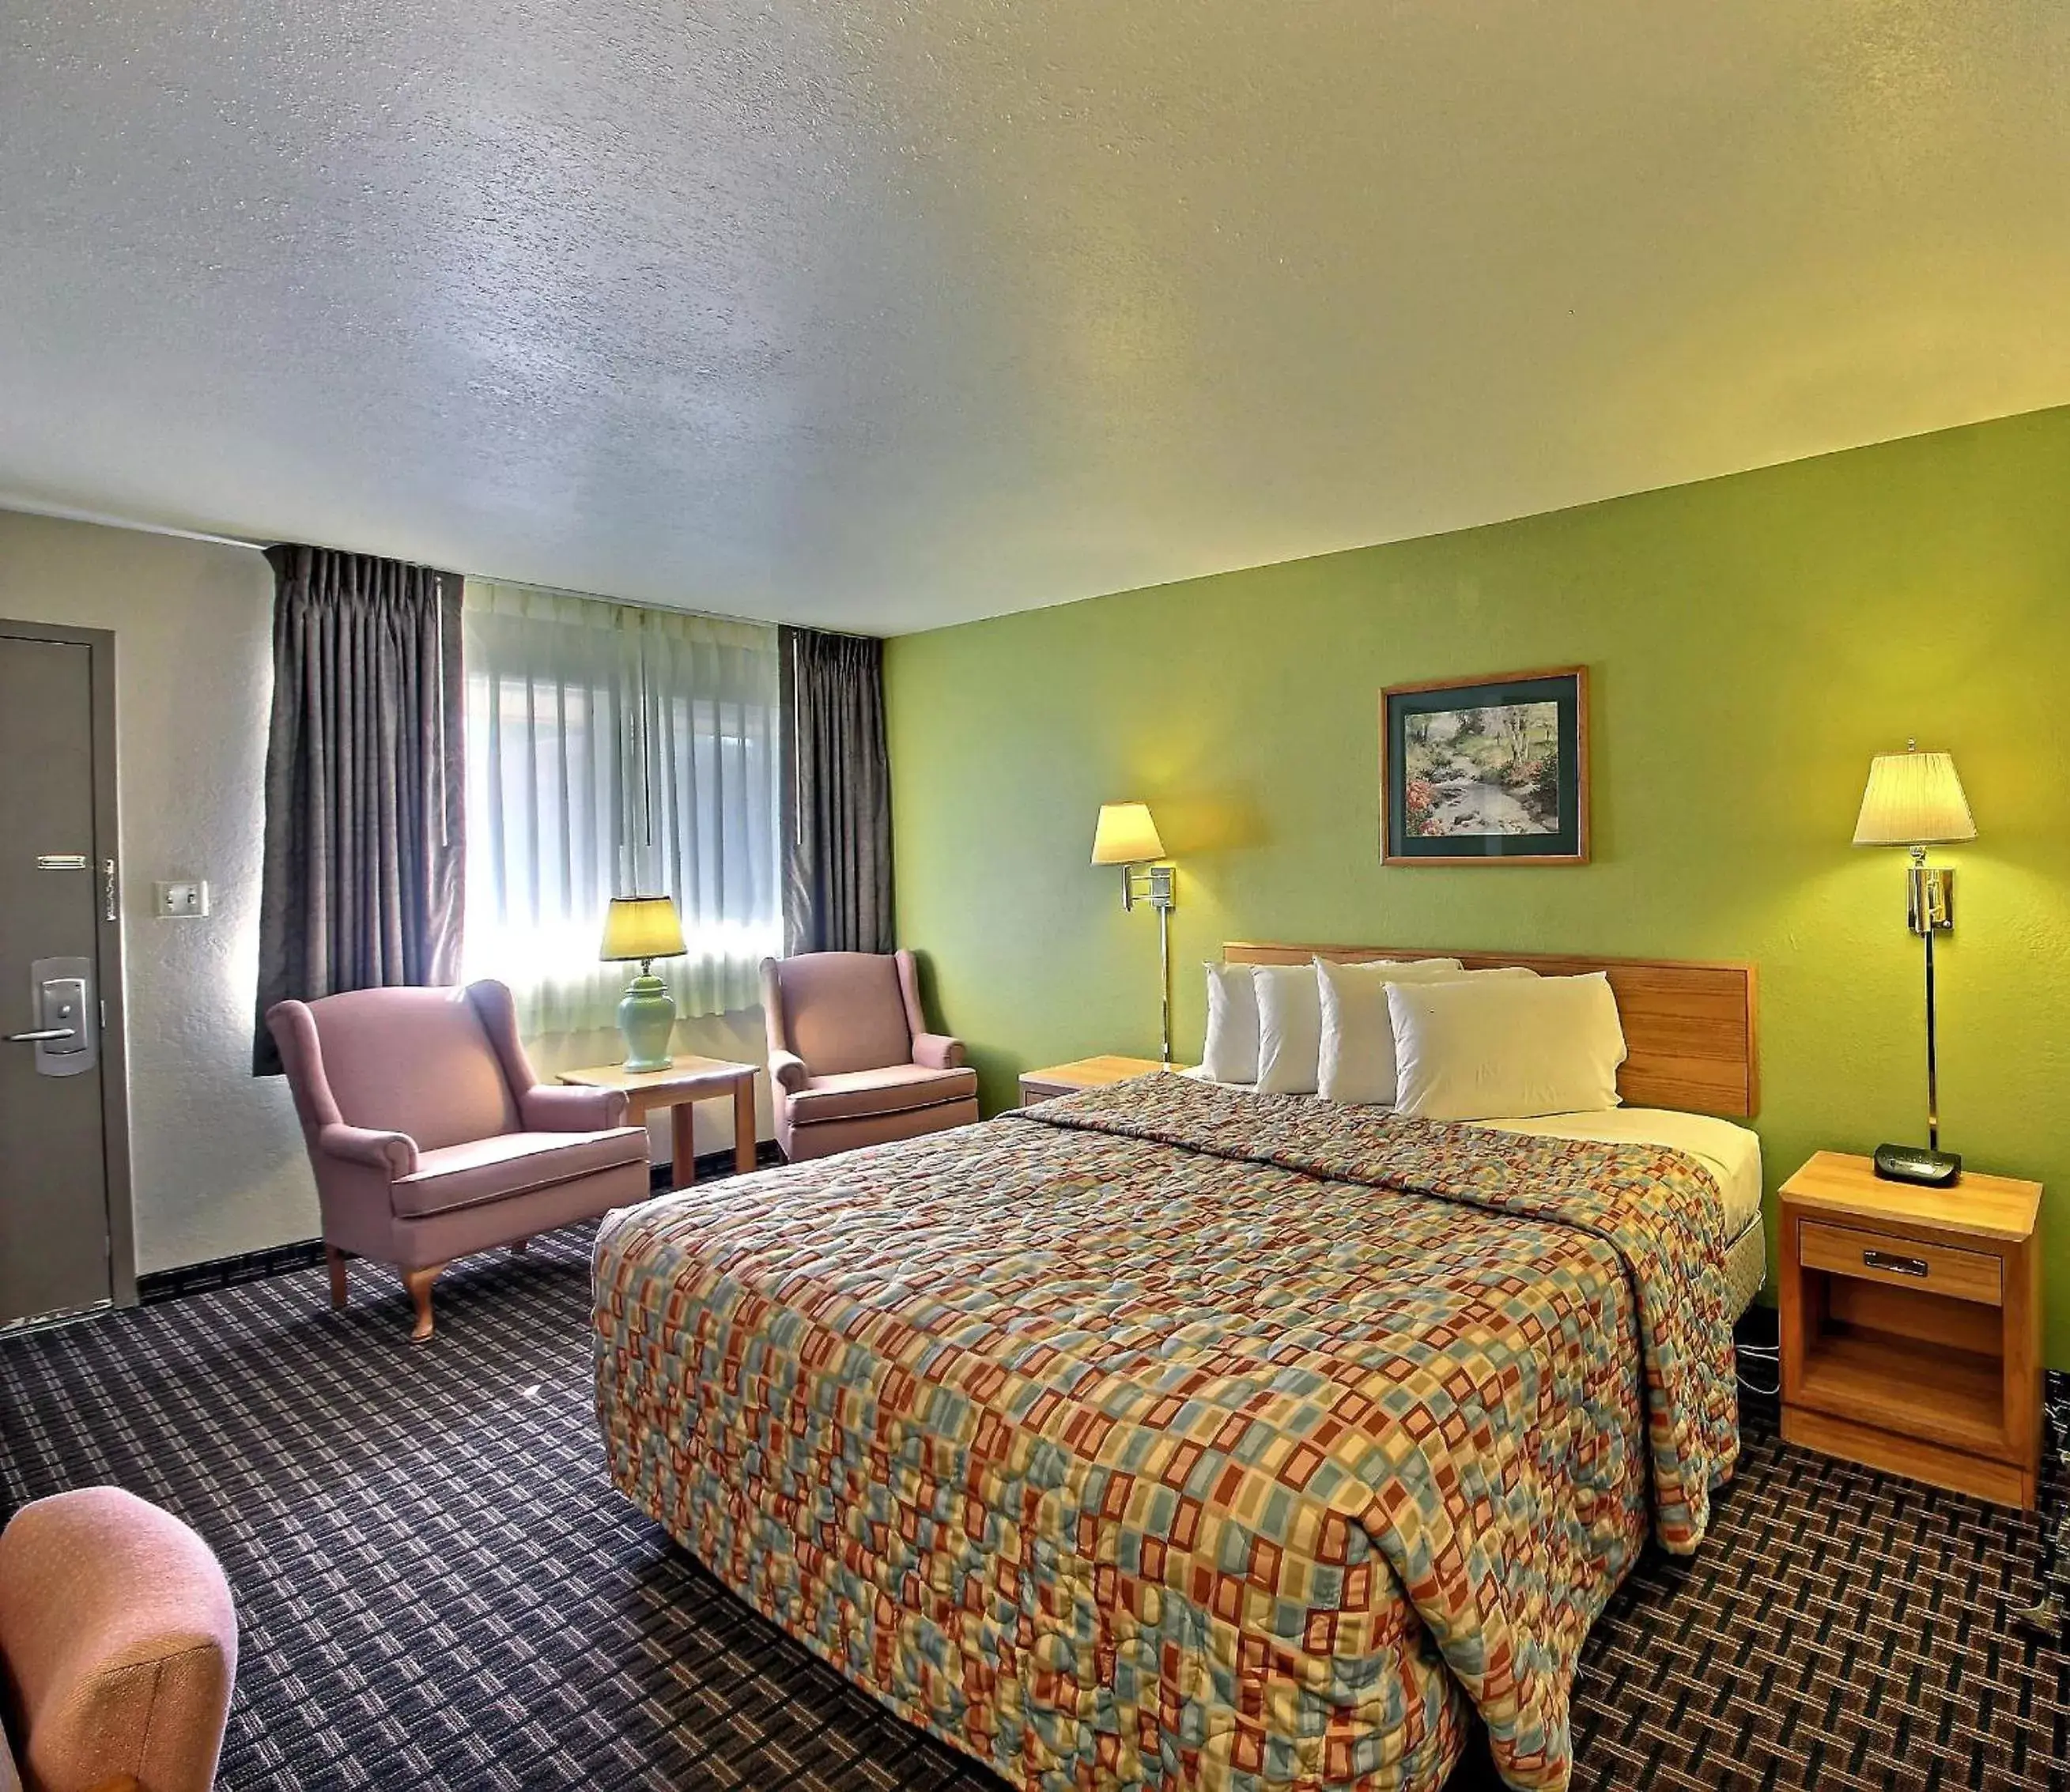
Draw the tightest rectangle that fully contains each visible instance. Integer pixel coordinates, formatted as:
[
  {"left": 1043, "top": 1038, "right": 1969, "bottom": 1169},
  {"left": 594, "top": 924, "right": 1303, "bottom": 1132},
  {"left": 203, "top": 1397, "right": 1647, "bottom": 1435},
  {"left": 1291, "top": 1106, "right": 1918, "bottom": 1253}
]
[
  {"left": 326, "top": 1247, "right": 349, "bottom": 1312},
  {"left": 509, "top": 1237, "right": 530, "bottom": 1256},
  {"left": 401, "top": 1263, "right": 447, "bottom": 1344}
]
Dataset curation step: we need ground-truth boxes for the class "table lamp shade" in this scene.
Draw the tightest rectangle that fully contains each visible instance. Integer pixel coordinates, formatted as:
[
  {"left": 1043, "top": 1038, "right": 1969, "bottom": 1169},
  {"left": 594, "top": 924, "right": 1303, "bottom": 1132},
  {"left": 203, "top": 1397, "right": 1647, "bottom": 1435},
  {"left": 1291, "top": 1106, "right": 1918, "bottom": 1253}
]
[
  {"left": 1091, "top": 802, "right": 1165, "bottom": 866},
  {"left": 599, "top": 895, "right": 686, "bottom": 963},
  {"left": 1853, "top": 751, "right": 1976, "bottom": 847}
]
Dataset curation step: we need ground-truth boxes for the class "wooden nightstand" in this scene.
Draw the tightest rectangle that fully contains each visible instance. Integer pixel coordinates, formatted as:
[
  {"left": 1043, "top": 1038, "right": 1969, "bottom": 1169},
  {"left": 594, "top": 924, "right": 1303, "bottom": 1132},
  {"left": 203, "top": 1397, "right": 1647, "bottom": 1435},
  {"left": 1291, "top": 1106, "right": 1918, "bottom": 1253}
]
[
  {"left": 1778, "top": 1150, "right": 2042, "bottom": 1507},
  {"left": 1018, "top": 1054, "right": 1168, "bottom": 1106}
]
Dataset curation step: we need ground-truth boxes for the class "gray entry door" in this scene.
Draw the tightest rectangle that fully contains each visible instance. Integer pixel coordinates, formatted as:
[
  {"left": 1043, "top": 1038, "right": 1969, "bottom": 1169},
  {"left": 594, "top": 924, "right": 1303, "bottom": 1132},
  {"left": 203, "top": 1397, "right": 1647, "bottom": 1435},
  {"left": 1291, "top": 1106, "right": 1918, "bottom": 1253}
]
[{"left": 0, "top": 631, "right": 118, "bottom": 1326}]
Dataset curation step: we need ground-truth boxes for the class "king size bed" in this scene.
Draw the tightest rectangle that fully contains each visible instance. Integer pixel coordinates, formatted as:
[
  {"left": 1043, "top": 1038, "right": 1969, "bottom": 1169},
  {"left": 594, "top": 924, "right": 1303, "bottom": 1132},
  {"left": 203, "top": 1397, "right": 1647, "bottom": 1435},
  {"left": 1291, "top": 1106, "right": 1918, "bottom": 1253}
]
[{"left": 592, "top": 945, "right": 1762, "bottom": 1792}]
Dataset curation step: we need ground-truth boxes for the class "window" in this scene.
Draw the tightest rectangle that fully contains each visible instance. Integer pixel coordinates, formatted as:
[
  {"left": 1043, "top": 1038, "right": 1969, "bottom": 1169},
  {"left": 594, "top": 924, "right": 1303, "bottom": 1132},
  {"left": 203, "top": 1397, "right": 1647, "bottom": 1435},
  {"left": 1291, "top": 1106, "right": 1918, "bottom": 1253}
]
[{"left": 460, "top": 580, "right": 780, "bottom": 1035}]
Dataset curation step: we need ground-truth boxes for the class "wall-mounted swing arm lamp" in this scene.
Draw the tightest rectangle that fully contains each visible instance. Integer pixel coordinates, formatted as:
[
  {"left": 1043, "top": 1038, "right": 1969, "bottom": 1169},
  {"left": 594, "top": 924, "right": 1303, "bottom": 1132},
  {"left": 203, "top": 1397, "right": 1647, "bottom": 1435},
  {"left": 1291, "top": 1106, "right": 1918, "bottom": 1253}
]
[
  {"left": 1852, "top": 741, "right": 1976, "bottom": 1187},
  {"left": 1090, "top": 802, "right": 1176, "bottom": 1064}
]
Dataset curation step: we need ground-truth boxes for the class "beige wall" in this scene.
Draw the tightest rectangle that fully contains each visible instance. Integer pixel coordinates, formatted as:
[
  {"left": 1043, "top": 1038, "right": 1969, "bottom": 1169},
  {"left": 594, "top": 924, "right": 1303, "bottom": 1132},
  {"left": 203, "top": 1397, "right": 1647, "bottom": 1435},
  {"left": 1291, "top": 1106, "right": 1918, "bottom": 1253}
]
[
  {"left": 0, "top": 507, "right": 770, "bottom": 1279},
  {"left": 1, "top": 508, "right": 308, "bottom": 1270}
]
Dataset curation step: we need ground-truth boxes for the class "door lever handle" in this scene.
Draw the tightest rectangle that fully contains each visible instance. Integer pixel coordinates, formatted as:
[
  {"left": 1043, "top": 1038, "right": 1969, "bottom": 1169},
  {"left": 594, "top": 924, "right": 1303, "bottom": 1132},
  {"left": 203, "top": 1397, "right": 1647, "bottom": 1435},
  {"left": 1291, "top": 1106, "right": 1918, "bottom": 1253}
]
[{"left": 12, "top": 962, "right": 96, "bottom": 1076}]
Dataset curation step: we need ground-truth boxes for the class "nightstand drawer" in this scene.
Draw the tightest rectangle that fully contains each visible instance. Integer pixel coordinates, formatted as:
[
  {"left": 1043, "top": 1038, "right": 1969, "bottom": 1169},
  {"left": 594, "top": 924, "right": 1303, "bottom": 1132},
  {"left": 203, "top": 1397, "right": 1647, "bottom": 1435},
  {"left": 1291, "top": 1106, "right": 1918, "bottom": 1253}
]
[{"left": 1799, "top": 1220, "right": 2001, "bottom": 1307}]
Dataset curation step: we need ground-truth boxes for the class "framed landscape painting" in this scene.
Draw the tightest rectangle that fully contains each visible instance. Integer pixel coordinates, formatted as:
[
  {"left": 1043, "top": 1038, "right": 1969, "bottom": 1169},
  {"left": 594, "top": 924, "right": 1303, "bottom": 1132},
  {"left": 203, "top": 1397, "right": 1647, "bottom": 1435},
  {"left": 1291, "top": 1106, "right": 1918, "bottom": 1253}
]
[{"left": 1381, "top": 666, "right": 1589, "bottom": 865}]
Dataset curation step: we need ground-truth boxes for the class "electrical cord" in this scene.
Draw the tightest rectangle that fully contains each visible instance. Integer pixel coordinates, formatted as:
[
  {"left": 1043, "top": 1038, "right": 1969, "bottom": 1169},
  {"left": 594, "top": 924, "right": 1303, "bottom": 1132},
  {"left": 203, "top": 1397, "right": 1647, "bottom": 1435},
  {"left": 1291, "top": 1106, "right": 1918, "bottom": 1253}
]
[
  {"left": 1735, "top": 1341, "right": 1780, "bottom": 1399},
  {"left": 2012, "top": 1385, "right": 2070, "bottom": 1637}
]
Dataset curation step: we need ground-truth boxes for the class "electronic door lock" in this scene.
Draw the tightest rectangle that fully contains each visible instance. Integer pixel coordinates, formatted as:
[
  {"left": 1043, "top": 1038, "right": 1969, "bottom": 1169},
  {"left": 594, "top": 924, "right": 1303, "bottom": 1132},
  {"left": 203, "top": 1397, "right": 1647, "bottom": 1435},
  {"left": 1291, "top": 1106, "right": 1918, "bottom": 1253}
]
[{"left": 31, "top": 980, "right": 87, "bottom": 1050}]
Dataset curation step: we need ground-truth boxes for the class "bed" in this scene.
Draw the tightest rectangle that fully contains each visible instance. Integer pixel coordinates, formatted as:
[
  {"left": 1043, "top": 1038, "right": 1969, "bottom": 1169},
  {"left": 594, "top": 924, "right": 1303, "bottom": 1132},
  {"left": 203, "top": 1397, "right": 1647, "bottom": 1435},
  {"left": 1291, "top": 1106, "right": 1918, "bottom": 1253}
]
[{"left": 593, "top": 945, "right": 1760, "bottom": 1792}]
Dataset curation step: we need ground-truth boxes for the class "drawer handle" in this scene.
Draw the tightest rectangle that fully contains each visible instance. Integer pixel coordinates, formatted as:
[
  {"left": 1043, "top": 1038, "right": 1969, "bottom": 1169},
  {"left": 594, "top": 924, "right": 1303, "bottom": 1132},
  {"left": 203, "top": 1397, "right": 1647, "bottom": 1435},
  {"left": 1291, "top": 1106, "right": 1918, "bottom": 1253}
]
[{"left": 1862, "top": 1248, "right": 1929, "bottom": 1278}]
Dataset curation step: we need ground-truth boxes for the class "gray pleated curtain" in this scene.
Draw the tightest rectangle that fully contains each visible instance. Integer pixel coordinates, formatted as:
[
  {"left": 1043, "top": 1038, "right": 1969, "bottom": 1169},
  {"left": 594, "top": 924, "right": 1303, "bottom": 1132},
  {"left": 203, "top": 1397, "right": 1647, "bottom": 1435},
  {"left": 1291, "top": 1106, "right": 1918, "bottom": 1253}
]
[
  {"left": 252, "top": 545, "right": 465, "bottom": 1074},
  {"left": 780, "top": 626, "right": 893, "bottom": 955}
]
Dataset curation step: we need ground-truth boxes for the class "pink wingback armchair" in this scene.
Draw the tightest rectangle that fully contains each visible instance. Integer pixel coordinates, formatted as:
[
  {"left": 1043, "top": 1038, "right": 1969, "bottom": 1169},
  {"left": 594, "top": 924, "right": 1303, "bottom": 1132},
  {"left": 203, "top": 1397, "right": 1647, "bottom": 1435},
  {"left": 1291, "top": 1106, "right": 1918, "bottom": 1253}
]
[
  {"left": 0, "top": 1487, "right": 237, "bottom": 1792},
  {"left": 761, "top": 951, "right": 979, "bottom": 1161},
  {"left": 267, "top": 981, "right": 651, "bottom": 1341}
]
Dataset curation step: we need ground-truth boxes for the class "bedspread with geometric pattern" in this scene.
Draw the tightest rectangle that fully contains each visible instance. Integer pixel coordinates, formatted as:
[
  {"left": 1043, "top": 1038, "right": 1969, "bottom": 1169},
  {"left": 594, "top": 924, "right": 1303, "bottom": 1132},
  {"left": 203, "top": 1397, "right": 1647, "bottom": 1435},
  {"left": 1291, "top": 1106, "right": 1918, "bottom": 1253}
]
[{"left": 593, "top": 1076, "right": 1738, "bottom": 1792}]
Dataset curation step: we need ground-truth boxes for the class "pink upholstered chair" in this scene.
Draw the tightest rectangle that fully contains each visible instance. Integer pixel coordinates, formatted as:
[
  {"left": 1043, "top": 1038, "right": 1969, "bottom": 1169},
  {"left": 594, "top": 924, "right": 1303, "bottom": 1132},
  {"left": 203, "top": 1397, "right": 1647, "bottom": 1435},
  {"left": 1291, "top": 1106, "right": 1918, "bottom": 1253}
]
[
  {"left": 761, "top": 951, "right": 979, "bottom": 1161},
  {"left": 0, "top": 1487, "right": 237, "bottom": 1792},
  {"left": 267, "top": 980, "right": 651, "bottom": 1341}
]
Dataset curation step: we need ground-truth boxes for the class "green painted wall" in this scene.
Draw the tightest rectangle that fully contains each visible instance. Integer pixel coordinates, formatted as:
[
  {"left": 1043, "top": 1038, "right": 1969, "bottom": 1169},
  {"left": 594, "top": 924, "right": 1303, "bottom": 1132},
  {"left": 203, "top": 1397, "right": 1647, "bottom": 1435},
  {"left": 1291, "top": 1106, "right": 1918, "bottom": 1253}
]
[{"left": 885, "top": 405, "right": 2070, "bottom": 1362}]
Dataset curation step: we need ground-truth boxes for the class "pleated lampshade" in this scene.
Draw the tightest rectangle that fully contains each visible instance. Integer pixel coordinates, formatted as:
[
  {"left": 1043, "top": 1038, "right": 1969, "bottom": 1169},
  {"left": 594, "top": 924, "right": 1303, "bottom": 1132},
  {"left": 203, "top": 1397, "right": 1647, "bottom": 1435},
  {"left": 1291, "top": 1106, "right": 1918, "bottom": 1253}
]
[
  {"left": 599, "top": 895, "right": 686, "bottom": 963},
  {"left": 1853, "top": 751, "right": 1976, "bottom": 847}
]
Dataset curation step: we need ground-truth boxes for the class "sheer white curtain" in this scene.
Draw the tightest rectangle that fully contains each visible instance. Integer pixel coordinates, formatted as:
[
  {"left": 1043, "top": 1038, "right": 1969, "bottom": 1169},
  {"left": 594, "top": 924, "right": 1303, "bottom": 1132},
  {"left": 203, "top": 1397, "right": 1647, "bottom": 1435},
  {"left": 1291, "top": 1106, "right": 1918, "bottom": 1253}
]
[{"left": 460, "top": 580, "right": 781, "bottom": 1035}]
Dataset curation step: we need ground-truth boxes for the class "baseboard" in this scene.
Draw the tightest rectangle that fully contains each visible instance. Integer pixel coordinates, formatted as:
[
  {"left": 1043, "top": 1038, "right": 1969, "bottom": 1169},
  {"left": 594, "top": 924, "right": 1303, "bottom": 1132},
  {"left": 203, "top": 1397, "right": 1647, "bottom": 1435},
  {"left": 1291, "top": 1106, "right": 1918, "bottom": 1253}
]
[
  {"left": 138, "top": 1239, "right": 330, "bottom": 1304},
  {"left": 138, "top": 1142, "right": 784, "bottom": 1305},
  {"left": 651, "top": 1139, "right": 785, "bottom": 1190},
  {"left": 1733, "top": 1302, "right": 1779, "bottom": 1350}
]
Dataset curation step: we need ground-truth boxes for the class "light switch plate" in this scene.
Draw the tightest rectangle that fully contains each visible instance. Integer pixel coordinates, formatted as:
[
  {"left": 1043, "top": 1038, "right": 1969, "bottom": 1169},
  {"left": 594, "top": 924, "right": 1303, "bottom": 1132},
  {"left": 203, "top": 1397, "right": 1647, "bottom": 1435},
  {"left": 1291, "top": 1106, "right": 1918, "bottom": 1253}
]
[{"left": 154, "top": 879, "right": 209, "bottom": 919}]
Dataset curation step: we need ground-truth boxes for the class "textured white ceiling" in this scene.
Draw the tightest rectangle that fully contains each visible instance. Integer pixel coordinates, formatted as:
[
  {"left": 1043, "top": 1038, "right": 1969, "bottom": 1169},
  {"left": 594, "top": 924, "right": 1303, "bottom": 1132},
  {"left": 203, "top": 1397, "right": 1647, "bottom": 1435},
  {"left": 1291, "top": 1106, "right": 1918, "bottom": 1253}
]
[{"left": 3, "top": 2, "right": 2067, "bottom": 635}]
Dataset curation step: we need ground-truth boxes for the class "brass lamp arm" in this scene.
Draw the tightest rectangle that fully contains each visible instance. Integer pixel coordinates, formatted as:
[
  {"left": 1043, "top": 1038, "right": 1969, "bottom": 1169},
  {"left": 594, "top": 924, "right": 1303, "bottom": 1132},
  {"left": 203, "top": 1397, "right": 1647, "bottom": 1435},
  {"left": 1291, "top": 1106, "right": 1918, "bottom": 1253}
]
[{"left": 1114, "top": 860, "right": 1177, "bottom": 1063}]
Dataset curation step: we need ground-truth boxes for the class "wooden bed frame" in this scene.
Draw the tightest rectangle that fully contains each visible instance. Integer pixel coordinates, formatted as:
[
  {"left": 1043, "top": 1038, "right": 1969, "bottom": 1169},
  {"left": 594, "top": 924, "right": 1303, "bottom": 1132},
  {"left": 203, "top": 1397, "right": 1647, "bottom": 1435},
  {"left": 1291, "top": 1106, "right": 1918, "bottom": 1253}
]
[{"left": 1224, "top": 941, "right": 1759, "bottom": 1119}]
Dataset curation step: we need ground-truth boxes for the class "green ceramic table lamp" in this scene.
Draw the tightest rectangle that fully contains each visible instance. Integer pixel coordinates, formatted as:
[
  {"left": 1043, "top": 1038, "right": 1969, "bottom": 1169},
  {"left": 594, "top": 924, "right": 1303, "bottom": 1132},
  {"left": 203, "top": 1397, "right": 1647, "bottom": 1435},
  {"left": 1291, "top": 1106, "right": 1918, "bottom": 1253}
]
[{"left": 599, "top": 894, "right": 686, "bottom": 1073}]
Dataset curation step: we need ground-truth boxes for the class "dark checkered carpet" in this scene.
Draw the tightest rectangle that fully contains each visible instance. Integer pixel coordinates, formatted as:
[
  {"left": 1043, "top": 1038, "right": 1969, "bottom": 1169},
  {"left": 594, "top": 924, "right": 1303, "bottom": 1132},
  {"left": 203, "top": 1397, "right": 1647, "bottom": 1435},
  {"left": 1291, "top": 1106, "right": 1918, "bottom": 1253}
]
[{"left": 2, "top": 1222, "right": 2064, "bottom": 1790}]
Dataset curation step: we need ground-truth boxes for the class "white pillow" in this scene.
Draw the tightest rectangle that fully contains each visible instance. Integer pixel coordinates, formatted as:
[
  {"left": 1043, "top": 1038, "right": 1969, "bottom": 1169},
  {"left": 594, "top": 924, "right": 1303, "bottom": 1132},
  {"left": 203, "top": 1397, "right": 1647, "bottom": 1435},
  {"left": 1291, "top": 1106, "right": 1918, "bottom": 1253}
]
[
  {"left": 1255, "top": 958, "right": 1462, "bottom": 1096},
  {"left": 1388, "top": 972, "right": 1627, "bottom": 1122},
  {"left": 1199, "top": 963, "right": 1260, "bottom": 1085},
  {"left": 1316, "top": 960, "right": 1529, "bottom": 1107},
  {"left": 1252, "top": 964, "right": 1324, "bottom": 1094}
]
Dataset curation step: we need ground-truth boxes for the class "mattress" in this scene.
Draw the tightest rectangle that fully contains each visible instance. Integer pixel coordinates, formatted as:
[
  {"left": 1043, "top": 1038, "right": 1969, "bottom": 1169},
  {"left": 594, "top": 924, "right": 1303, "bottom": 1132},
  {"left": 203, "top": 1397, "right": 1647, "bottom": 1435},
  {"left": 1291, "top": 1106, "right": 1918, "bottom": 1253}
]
[{"left": 595, "top": 1073, "right": 1743, "bottom": 1792}]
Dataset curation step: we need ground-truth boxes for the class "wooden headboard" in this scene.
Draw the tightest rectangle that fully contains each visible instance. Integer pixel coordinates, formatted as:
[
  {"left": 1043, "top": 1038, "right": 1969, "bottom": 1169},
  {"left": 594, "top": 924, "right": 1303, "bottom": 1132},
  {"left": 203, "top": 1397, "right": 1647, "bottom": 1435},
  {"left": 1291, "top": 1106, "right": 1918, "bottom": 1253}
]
[{"left": 1224, "top": 941, "right": 1760, "bottom": 1119}]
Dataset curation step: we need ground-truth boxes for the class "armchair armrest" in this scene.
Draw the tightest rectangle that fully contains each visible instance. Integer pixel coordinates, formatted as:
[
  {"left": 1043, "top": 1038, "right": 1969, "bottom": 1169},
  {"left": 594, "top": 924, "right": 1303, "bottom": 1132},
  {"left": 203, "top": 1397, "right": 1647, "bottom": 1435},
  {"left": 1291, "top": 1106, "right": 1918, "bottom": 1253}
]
[
  {"left": 912, "top": 1032, "right": 966, "bottom": 1071},
  {"left": 316, "top": 1122, "right": 416, "bottom": 1178},
  {"left": 0, "top": 1488, "right": 236, "bottom": 1792},
  {"left": 520, "top": 1084, "right": 629, "bottom": 1131},
  {"left": 769, "top": 1050, "right": 810, "bottom": 1094}
]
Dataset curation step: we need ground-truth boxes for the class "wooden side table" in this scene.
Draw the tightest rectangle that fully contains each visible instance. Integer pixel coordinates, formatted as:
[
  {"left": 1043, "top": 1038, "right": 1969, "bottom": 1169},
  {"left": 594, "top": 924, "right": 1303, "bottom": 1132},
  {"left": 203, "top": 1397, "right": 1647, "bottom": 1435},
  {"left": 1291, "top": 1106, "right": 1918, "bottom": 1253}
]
[
  {"left": 557, "top": 1054, "right": 760, "bottom": 1184},
  {"left": 1018, "top": 1054, "right": 1168, "bottom": 1106},
  {"left": 1778, "top": 1149, "right": 2042, "bottom": 1507}
]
